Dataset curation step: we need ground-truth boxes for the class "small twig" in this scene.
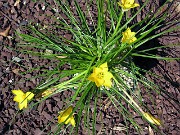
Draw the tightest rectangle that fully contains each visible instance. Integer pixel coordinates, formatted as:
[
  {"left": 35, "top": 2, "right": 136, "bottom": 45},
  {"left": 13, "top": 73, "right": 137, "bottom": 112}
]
[{"left": 0, "top": 10, "right": 19, "bottom": 26}]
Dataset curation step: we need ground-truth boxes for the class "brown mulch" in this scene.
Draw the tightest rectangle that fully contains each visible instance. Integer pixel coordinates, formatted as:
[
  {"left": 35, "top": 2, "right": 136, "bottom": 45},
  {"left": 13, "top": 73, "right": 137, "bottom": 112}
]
[{"left": 0, "top": 0, "right": 180, "bottom": 135}]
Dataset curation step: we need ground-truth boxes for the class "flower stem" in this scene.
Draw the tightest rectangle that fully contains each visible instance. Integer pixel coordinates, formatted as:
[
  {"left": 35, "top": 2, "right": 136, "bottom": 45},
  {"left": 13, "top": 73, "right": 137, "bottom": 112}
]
[
  {"left": 114, "top": 78, "right": 144, "bottom": 113},
  {"left": 113, "top": 10, "right": 124, "bottom": 36},
  {"left": 105, "top": 10, "right": 124, "bottom": 48}
]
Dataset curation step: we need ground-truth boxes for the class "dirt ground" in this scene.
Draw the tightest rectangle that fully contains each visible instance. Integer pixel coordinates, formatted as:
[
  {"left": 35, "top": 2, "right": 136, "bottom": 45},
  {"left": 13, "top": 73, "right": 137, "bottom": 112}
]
[{"left": 0, "top": 0, "right": 179, "bottom": 135}]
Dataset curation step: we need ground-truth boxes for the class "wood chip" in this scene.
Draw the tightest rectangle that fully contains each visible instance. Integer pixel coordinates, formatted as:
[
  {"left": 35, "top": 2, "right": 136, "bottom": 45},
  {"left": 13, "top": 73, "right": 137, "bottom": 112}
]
[
  {"left": 148, "top": 126, "right": 154, "bottom": 135},
  {"left": 14, "top": 0, "right": 21, "bottom": 6},
  {"left": 0, "top": 26, "right": 11, "bottom": 37},
  {"left": 12, "top": 69, "right": 20, "bottom": 75}
]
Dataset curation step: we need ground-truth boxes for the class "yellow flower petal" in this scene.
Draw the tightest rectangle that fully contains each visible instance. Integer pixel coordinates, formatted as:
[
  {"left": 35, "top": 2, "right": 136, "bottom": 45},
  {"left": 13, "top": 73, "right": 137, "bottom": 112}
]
[
  {"left": 58, "top": 106, "right": 75, "bottom": 127},
  {"left": 118, "top": 0, "right": 139, "bottom": 11},
  {"left": 58, "top": 112, "right": 67, "bottom": 123},
  {"left": 18, "top": 100, "right": 27, "bottom": 110},
  {"left": 13, "top": 95, "right": 24, "bottom": 103},
  {"left": 58, "top": 113, "right": 72, "bottom": 124},
  {"left": 12, "top": 90, "right": 25, "bottom": 103},
  {"left": 104, "top": 72, "right": 113, "bottom": 87},
  {"left": 25, "top": 92, "right": 34, "bottom": 100},
  {"left": 132, "top": 3, "right": 139, "bottom": 8},
  {"left": 121, "top": 0, "right": 125, "bottom": 4},
  {"left": 99, "top": 62, "right": 108, "bottom": 69},
  {"left": 12, "top": 90, "right": 24, "bottom": 96},
  {"left": 128, "top": 0, "right": 134, "bottom": 5},
  {"left": 124, "top": 4, "right": 133, "bottom": 9},
  {"left": 70, "top": 118, "right": 76, "bottom": 127},
  {"left": 64, "top": 106, "right": 73, "bottom": 115},
  {"left": 93, "top": 67, "right": 102, "bottom": 75},
  {"left": 104, "top": 79, "right": 112, "bottom": 87},
  {"left": 18, "top": 104, "right": 24, "bottom": 110},
  {"left": 143, "top": 113, "right": 161, "bottom": 125},
  {"left": 131, "top": 37, "right": 137, "bottom": 43},
  {"left": 104, "top": 71, "right": 113, "bottom": 79},
  {"left": 88, "top": 74, "right": 95, "bottom": 82},
  {"left": 95, "top": 78, "right": 105, "bottom": 87},
  {"left": 121, "top": 28, "right": 137, "bottom": 44}
]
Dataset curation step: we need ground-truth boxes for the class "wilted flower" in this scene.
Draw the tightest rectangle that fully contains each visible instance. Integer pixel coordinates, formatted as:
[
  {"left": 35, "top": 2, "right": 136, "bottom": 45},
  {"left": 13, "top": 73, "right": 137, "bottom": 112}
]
[
  {"left": 58, "top": 106, "right": 76, "bottom": 127},
  {"left": 12, "top": 90, "right": 34, "bottom": 110},
  {"left": 121, "top": 27, "right": 137, "bottom": 44},
  {"left": 88, "top": 62, "right": 113, "bottom": 87},
  {"left": 143, "top": 112, "right": 161, "bottom": 125},
  {"left": 41, "top": 87, "right": 57, "bottom": 97},
  {"left": 118, "top": 0, "right": 139, "bottom": 11}
]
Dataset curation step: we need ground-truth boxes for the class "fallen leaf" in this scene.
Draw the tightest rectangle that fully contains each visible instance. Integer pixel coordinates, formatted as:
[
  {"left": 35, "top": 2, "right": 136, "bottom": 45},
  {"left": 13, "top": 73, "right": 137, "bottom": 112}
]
[
  {"left": 14, "top": 0, "right": 21, "bottom": 6},
  {"left": 148, "top": 126, "right": 154, "bottom": 135},
  {"left": 0, "top": 26, "right": 11, "bottom": 37}
]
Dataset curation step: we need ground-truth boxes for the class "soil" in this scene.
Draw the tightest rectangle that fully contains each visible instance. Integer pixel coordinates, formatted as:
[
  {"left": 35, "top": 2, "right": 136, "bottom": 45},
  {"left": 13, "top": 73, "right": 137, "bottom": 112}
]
[{"left": 0, "top": 0, "right": 180, "bottom": 135}]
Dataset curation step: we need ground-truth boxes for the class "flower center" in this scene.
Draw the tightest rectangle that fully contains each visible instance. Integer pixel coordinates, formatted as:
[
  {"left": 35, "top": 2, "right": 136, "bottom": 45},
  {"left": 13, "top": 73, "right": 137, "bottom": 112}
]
[
  {"left": 97, "top": 72, "right": 104, "bottom": 79},
  {"left": 23, "top": 94, "right": 26, "bottom": 99}
]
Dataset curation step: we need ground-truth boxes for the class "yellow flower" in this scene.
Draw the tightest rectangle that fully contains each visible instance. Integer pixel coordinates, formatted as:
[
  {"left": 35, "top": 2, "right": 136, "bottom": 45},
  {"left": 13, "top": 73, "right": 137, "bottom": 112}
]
[
  {"left": 121, "top": 28, "right": 137, "bottom": 44},
  {"left": 88, "top": 62, "right": 113, "bottom": 87},
  {"left": 58, "top": 106, "right": 76, "bottom": 127},
  {"left": 118, "top": 0, "right": 139, "bottom": 11},
  {"left": 12, "top": 90, "right": 34, "bottom": 110},
  {"left": 143, "top": 112, "right": 161, "bottom": 125}
]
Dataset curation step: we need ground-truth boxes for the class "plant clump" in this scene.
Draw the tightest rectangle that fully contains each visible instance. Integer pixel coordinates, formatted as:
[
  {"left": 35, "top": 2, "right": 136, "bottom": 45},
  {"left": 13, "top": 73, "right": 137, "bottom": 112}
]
[{"left": 12, "top": 0, "right": 179, "bottom": 134}]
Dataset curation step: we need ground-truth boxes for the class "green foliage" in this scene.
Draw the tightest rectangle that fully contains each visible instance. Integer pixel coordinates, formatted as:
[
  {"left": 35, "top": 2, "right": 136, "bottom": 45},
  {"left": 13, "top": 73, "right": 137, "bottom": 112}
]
[{"left": 16, "top": 0, "right": 179, "bottom": 134}]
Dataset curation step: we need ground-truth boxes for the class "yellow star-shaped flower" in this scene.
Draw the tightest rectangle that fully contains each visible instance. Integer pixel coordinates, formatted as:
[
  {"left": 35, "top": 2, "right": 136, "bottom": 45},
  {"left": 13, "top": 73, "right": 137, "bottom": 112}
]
[
  {"left": 118, "top": 0, "right": 139, "bottom": 11},
  {"left": 12, "top": 90, "right": 34, "bottom": 110},
  {"left": 121, "top": 27, "right": 137, "bottom": 44},
  {"left": 88, "top": 62, "right": 113, "bottom": 87},
  {"left": 58, "top": 106, "right": 76, "bottom": 127}
]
